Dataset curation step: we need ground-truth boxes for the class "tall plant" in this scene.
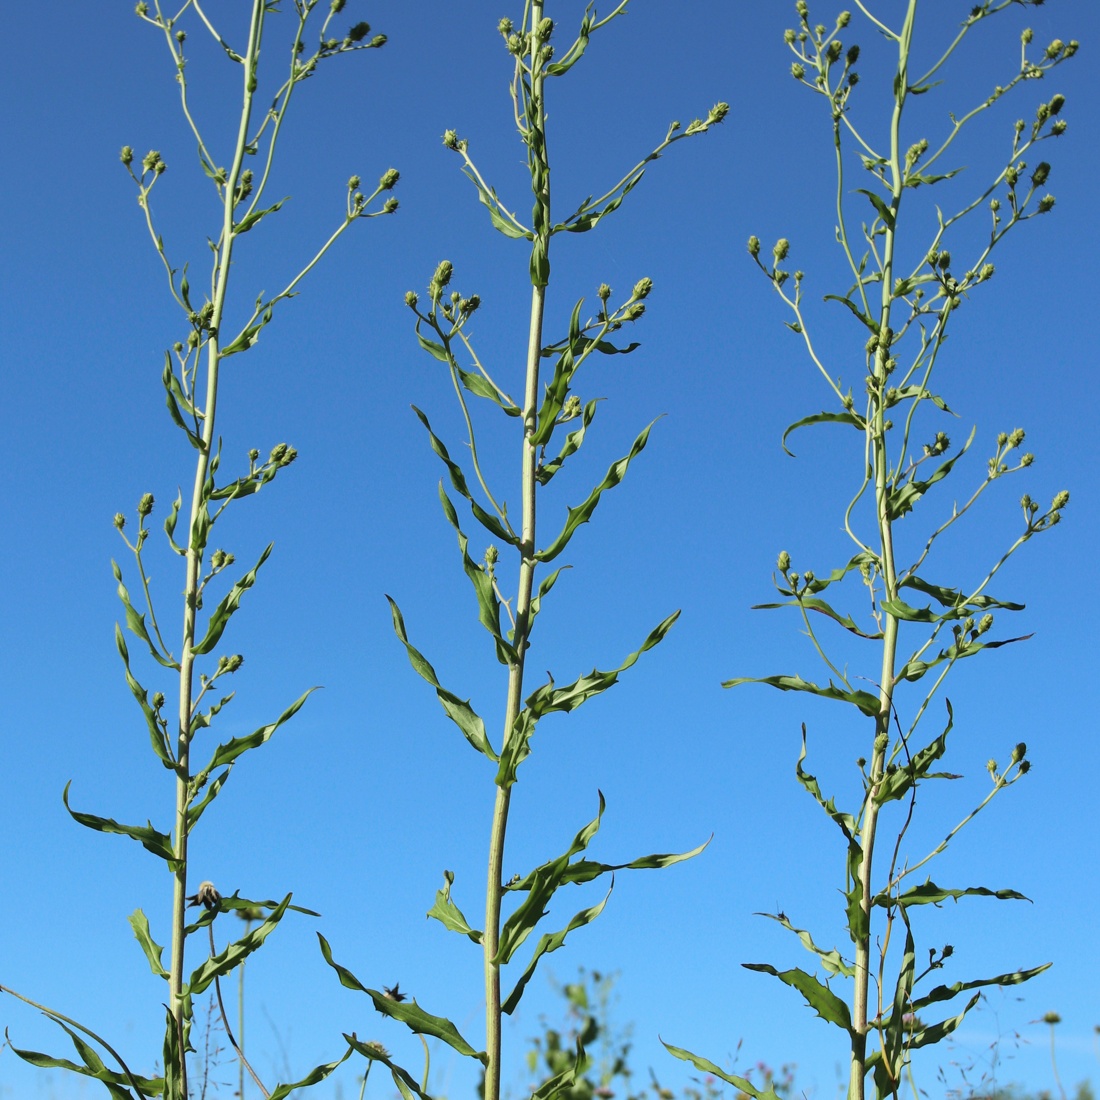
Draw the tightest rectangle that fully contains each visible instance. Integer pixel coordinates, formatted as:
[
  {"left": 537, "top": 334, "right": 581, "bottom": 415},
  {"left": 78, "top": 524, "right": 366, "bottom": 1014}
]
[
  {"left": 668, "top": 3, "right": 1075, "bottom": 1100},
  {"left": 1, "top": 3, "right": 395, "bottom": 1098},
  {"left": 320, "top": 7, "right": 726, "bottom": 1100}
]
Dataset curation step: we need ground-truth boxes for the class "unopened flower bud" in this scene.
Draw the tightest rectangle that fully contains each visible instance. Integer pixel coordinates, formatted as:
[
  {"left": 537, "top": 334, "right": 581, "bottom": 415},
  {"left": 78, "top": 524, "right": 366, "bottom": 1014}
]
[
  {"left": 747, "top": 235, "right": 761, "bottom": 257},
  {"left": 837, "top": 11, "right": 851, "bottom": 27},
  {"left": 113, "top": 513, "right": 126, "bottom": 530},
  {"left": 1011, "top": 741, "right": 1027, "bottom": 763},
  {"left": 777, "top": 550, "right": 791, "bottom": 572},
  {"left": 1045, "top": 39, "right": 1064, "bottom": 59},
  {"left": 405, "top": 290, "right": 418, "bottom": 309},
  {"left": 498, "top": 17, "right": 513, "bottom": 36},
  {"left": 597, "top": 283, "right": 611, "bottom": 301},
  {"left": 383, "top": 197, "right": 399, "bottom": 214},
  {"left": 1051, "top": 490, "right": 1069, "bottom": 510},
  {"left": 773, "top": 238, "right": 790, "bottom": 262},
  {"left": 1037, "top": 194, "right": 1055, "bottom": 213},
  {"left": 791, "top": 62, "right": 805, "bottom": 80},
  {"left": 138, "top": 493, "right": 155, "bottom": 517},
  {"left": 632, "top": 277, "right": 653, "bottom": 301},
  {"left": 152, "top": 692, "right": 165, "bottom": 708},
  {"left": 442, "top": 130, "right": 459, "bottom": 151},
  {"left": 1031, "top": 162, "right": 1050, "bottom": 186},
  {"left": 379, "top": 168, "right": 400, "bottom": 190},
  {"left": 121, "top": 145, "right": 134, "bottom": 166}
]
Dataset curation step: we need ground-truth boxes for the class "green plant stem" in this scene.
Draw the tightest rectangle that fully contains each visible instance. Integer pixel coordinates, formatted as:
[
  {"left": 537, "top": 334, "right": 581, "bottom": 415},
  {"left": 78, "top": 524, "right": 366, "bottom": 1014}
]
[
  {"left": 169, "top": 5, "right": 264, "bottom": 1091},
  {"left": 849, "top": 8, "right": 914, "bottom": 1099},
  {"left": 484, "top": 12, "right": 548, "bottom": 1100}
]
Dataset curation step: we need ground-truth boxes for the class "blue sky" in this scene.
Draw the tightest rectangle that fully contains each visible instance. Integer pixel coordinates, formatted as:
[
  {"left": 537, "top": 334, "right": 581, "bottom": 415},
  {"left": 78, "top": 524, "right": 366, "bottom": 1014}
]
[{"left": 1, "top": 2, "right": 1097, "bottom": 1099}]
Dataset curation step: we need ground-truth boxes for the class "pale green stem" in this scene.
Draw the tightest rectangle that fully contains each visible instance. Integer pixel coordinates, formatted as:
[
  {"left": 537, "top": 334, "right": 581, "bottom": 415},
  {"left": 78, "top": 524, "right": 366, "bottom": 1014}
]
[
  {"left": 169, "top": 6, "right": 263, "bottom": 1094},
  {"left": 484, "top": 14, "right": 547, "bottom": 1100},
  {"left": 850, "top": 7, "right": 913, "bottom": 1099}
]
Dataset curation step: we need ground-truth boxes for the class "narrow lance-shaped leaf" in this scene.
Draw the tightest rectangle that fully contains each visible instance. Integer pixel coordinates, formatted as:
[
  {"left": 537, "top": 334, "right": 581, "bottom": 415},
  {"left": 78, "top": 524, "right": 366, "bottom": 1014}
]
[
  {"left": 725, "top": 672, "right": 880, "bottom": 717},
  {"left": 129, "top": 909, "right": 169, "bottom": 980},
  {"left": 63, "top": 782, "right": 178, "bottom": 868},
  {"left": 741, "top": 963, "right": 853, "bottom": 1032},
  {"left": 495, "top": 611, "right": 678, "bottom": 787},
  {"left": 502, "top": 885, "right": 612, "bottom": 1015},
  {"left": 344, "top": 1034, "right": 432, "bottom": 1100},
  {"left": 876, "top": 881, "right": 1030, "bottom": 908},
  {"left": 187, "top": 894, "right": 292, "bottom": 995},
  {"left": 426, "top": 870, "right": 483, "bottom": 943},
  {"left": 494, "top": 794, "right": 608, "bottom": 966},
  {"left": 781, "top": 410, "right": 865, "bottom": 457},
  {"left": 910, "top": 962, "right": 1051, "bottom": 1014},
  {"left": 438, "top": 483, "right": 518, "bottom": 664},
  {"left": 114, "top": 624, "right": 175, "bottom": 769},
  {"left": 317, "top": 934, "right": 488, "bottom": 1064},
  {"left": 536, "top": 420, "right": 656, "bottom": 563},
  {"left": 387, "top": 596, "right": 498, "bottom": 761},
  {"left": 267, "top": 1048, "right": 354, "bottom": 1100},
  {"left": 113, "top": 561, "right": 177, "bottom": 669},
  {"left": 190, "top": 543, "right": 272, "bottom": 655},
  {"left": 759, "top": 911, "right": 855, "bottom": 978},
  {"left": 662, "top": 1042, "right": 784, "bottom": 1100}
]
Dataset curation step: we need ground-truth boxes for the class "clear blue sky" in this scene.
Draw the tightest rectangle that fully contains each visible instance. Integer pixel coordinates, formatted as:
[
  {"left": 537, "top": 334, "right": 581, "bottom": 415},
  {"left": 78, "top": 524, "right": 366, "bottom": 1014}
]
[{"left": 1, "top": 3, "right": 1097, "bottom": 1099}]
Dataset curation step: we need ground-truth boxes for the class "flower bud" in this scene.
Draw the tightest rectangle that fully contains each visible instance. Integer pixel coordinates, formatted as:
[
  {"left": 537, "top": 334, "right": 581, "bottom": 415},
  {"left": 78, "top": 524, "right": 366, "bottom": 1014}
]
[
  {"left": 120, "top": 145, "right": 134, "bottom": 166},
  {"left": 1031, "top": 162, "right": 1050, "bottom": 186},
  {"left": 498, "top": 17, "right": 513, "bottom": 36},
  {"left": 442, "top": 130, "right": 459, "bottom": 151},
  {"left": 597, "top": 283, "right": 611, "bottom": 301},
  {"left": 1037, "top": 194, "right": 1055, "bottom": 213},
  {"left": 1051, "top": 489, "right": 1069, "bottom": 510},
  {"left": 632, "top": 277, "right": 653, "bottom": 301},
  {"left": 1011, "top": 741, "right": 1027, "bottom": 763},
  {"left": 431, "top": 260, "right": 453, "bottom": 294},
  {"left": 383, "top": 197, "right": 399, "bottom": 214},
  {"left": 777, "top": 550, "right": 791, "bottom": 572},
  {"left": 113, "top": 513, "right": 126, "bottom": 530},
  {"left": 138, "top": 493, "right": 155, "bottom": 517},
  {"left": 379, "top": 168, "right": 400, "bottom": 190},
  {"left": 773, "top": 238, "right": 790, "bottom": 262},
  {"left": 152, "top": 692, "right": 165, "bottom": 708},
  {"left": 837, "top": 11, "right": 851, "bottom": 27},
  {"left": 847, "top": 44, "right": 860, "bottom": 65},
  {"left": 747, "top": 236, "right": 761, "bottom": 257},
  {"left": 1045, "top": 39, "right": 1064, "bottom": 59},
  {"left": 791, "top": 62, "right": 805, "bottom": 80}
]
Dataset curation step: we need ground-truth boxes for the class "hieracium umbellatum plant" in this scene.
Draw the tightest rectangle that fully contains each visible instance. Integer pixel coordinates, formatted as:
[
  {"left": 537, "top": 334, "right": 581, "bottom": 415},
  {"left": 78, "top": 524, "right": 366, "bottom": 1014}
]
[
  {"left": 318, "top": 8, "right": 727, "bottom": 1100},
  {"left": 1, "top": 3, "right": 395, "bottom": 1097},
  {"left": 667, "top": 4, "right": 1075, "bottom": 1100}
]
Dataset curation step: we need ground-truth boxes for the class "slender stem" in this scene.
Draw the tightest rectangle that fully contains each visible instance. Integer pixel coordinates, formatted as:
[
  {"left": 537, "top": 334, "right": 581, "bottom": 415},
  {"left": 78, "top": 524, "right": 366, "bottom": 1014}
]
[
  {"left": 484, "top": 12, "right": 547, "bottom": 1100},
  {"left": 168, "top": 5, "right": 264, "bottom": 1094},
  {"left": 849, "top": 7, "right": 913, "bottom": 1098}
]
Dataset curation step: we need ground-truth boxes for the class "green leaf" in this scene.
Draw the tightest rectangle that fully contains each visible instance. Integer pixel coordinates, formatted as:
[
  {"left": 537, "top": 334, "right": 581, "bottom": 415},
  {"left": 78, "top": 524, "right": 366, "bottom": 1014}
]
[
  {"left": 495, "top": 611, "right": 678, "bottom": 788},
  {"left": 387, "top": 596, "right": 498, "bottom": 761},
  {"left": 910, "top": 962, "right": 1050, "bottom": 1014},
  {"left": 874, "top": 705, "right": 952, "bottom": 805},
  {"left": 823, "top": 293, "right": 876, "bottom": 331},
  {"left": 495, "top": 795, "right": 608, "bottom": 966},
  {"left": 191, "top": 544, "right": 272, "bottom": 655},
  {"left": 895, "top": 572, "right": 1024, "bottom": 619},
  {"left": 191, "top": 688, "right": 315, "bottom": 800},
  {"left": 742, "top": 963, "right": 853, "bottom": 1032},
  {"left": 661, "top": 1042, "right": 783, "bottom": 1100},
  {"left": 887, "top": 430, "right": 974, "bottom": 520},
  {"left": 552, "top": 175, "right": 639, "bottom": 235},
  {"left": 113, "top": 561, "right": 177, "bottom": 669},
  {"left": 413, "top": 406, "right": 518, "bottom": 548},
  {"left": 427, "top": 870, "right": 483, "bottom": 943},
  {"left": 537, "top": 420, "right": 656, "bottom": 563},
  {"left": 856, "top": 187, "right": 896, "bottom": 229},
  {"left": 529, "top": 1039, "right": 586, "bottom": 1100},
  {"left": 760, "top": 911, "right": 854, "bottom": 978},
  {"left": 751, "top": 595, "right": 882, "bottom": 640},
  {"left": 234, "top": 197, "right": 287, "bottom": 235},
  {"left": 267, "top": 1048, "right": 354, "bottom": 1100},
  {"left": 187, "top": 895, "right": 292, "bottom": 995},
  {"left": 344, "top": 1034, "right": 432, "bottom": 1100},
  {"left": 318, "top": 934, "right": 487, "bottom": 1063},
  {"left": 724, "top": 673, "right": 880, "bottom": 717},
  {"left": 162, "top": 354, "right": 203, "bottom": 451},
  {"left": 537, "top": 399, "right": 600, "bottom": 484},
  {"left": 113, "top": 624, "right": 175, "bottom": 770},
  {"left": 547, "top": 838, "right": 709, "bottom": 889},
  {"left": 128, "top": 909, "right": 169, "bottom": 979},
  {"left": 878, "top": 880, "right": 1029, "bottom": 908},
  {"left": 460, "top": 171, "right": 531, "bottom": 239},
  {"left": 780, "top": 410, "right": 864, "bottom": 457},
  {"left": 63, "top": 782, "right": 178, "bottom": 869},
  {"left": 502, "top": 886, "right": 612, "bottom": 1015}
]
